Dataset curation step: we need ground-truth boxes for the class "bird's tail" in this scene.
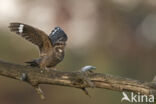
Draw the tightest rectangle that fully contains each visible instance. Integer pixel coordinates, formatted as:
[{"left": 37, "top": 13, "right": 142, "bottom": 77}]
[{"left": 25, "top": 60, "right": 39, "bottom": 67}]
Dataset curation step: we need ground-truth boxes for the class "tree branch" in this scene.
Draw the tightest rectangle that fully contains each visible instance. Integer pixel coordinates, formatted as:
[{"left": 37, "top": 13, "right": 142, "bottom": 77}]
[{"left": 0, "top": 60, "right": 156, "bottom": 99}]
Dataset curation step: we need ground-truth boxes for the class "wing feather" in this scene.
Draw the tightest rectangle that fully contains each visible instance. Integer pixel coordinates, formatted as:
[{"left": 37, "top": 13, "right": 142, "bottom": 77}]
[{"left": 9, "top": 22, "right": 52, "bottom": 56}]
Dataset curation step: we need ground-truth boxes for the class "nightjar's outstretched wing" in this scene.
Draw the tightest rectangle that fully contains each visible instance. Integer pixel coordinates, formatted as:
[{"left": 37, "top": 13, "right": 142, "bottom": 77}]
[
  {"left": 49, "top": 27, "right": 68, "bottom": 46},
  {"left": 9, "top": 23, "right": 53, "bottom": 56}
]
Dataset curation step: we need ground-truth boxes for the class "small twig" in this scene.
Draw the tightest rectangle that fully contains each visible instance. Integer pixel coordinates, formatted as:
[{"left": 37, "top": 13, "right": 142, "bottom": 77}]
[
  {"left": 81, "top": 88, "right": 91, "bottom": 97},
  {"left": 34, "top": 86, "right": 45, "bottom": 100}
]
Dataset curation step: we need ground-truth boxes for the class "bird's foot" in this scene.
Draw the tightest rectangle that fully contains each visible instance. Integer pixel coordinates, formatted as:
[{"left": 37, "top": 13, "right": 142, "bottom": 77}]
[
  {"left": 40, "top": 67, "right": 57, "bottom": 73},
  {"left": 78, "top": 65, "right": 96, "bottom": 97},
  {"left": 40, "top": 67, "right": 50, "bottom": 73},
  {"left": 45, "top": 67, "right": 50, "bottom": 72}
]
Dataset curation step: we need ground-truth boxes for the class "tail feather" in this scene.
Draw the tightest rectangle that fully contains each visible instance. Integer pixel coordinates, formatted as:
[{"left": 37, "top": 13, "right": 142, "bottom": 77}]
[{"left": 25, "top": 61, "right": 39, "bottom": 67}]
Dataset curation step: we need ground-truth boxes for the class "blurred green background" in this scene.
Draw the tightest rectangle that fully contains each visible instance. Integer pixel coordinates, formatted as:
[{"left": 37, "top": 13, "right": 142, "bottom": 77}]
[{"left": 0, "top": 0, "right": 156, "bottom": 104}]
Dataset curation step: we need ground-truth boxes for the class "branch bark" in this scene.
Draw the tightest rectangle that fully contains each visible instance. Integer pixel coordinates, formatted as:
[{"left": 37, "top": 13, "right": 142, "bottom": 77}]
[{"left": 0, "top": 60, "right": 156, "bottom": 99}]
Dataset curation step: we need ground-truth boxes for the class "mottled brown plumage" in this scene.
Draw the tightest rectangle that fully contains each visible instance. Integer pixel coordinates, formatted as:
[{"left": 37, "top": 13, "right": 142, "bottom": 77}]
[{"left": 9, "top": 22, "right": 68, "bottom": 70}]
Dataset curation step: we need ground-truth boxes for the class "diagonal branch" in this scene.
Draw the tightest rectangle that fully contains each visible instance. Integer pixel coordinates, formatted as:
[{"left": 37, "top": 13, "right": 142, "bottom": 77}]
[{"left": 0, "top": 60, "right": 156, "bottom": 99}]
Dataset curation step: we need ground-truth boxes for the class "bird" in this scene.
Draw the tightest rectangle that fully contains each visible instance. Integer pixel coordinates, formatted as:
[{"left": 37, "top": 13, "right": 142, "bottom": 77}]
[{"left": 8, "top": 22, "right": 68, "bottom": 71}]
